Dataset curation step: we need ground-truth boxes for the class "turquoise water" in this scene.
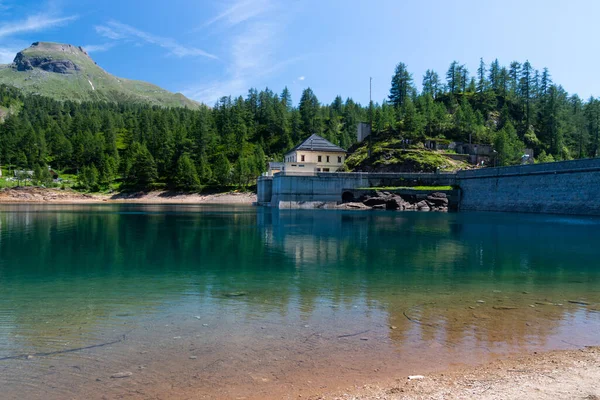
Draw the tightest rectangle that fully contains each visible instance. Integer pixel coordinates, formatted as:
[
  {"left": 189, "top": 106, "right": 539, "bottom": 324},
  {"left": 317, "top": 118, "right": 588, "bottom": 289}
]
[{"left": 0, "top": 204, "right": 599, "bottom": 399}]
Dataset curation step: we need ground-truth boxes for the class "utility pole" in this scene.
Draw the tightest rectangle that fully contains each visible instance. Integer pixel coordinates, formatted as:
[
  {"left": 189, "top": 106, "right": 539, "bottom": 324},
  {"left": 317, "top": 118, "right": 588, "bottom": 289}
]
[{"left": 368, "top": 77, "right": 373, "bottom": 158}]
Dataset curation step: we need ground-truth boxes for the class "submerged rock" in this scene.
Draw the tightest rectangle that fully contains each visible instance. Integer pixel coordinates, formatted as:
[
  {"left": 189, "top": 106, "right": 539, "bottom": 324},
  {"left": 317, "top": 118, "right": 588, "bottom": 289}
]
[
  {"left": 223, "top": 291, "right": 248, "bottom": 297},
  {"left": 336, "top": 202, "right": 371, "bottom": 210},
  {"left": 110, "top": 371, "right": 133, "bottom": 379}
]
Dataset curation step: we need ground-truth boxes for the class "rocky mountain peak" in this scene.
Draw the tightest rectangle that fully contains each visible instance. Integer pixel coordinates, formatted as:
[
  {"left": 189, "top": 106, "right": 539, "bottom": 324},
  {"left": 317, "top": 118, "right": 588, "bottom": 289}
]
[{"left": 12, "top": 42, "right": 92, "bottom": 74}]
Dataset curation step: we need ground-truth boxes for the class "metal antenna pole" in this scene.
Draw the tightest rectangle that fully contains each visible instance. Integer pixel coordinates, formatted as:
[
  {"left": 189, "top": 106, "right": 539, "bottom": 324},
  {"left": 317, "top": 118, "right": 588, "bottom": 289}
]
[{"left": 368, "top": 77, "right": 373, "bottom": 158}]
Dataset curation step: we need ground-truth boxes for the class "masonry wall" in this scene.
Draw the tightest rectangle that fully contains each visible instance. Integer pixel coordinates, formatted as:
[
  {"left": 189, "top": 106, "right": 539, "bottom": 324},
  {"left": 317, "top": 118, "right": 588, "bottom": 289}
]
[
  {"left": 457, "top": 158, "right": 600, "bottom": 215},
  {"left": 268, "top": 172, "right": 456, "bottom": 207},
  {"left": 257, "top": 176, "right": 273, "bottom": 204},
  {"left": 260, "top": 158, "right": 600, "bottom": 215}
]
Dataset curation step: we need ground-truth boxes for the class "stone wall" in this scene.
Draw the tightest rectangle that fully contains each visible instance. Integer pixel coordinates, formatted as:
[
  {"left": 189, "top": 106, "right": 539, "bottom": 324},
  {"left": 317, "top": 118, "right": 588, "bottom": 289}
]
[
  {"left": 268, "top": 172, "right": 456, "bottom": 208},
  {"left": 259, "top": 158, "right": 600, "bottom": 215},
  {"left": 457, "top": 158, "right": 600, "bottom": 215},
  {"left": 257, "top": 176, "right": 273, "bottom": 204}
]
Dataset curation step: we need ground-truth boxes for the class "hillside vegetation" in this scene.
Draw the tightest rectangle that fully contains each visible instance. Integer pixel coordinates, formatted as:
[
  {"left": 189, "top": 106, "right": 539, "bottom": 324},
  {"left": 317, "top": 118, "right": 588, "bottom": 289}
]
[
  {"left": 345, "top": 131, "right": 470, "bottom": 172},
  {"left": 368, "top": 59, "right": 600, "bottom": 166},
  {"left": 0, "top": 53, "right": 599, "bottom": 192},
  {"left": 0, "top": 42, "right": 200, "bottom": 109}
]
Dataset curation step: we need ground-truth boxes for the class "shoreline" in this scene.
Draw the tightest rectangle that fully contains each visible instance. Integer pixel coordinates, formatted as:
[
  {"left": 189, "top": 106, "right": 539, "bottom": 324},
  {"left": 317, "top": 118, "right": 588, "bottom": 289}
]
[
  {"left": 321, "top": 346, "right": 600, "bottom": 400},
  {"left": 0, "top": 187, "right": 257, "bottom": 204}
]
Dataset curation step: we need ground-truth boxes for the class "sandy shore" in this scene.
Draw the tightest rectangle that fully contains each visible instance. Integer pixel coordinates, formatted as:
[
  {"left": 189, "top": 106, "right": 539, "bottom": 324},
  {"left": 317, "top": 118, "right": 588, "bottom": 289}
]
[
  {"left": 322, "top": 347, "right": 600, "bottom": 400},
  {"left": 0, "top": 187, "right": 256, "bottom": 204}
]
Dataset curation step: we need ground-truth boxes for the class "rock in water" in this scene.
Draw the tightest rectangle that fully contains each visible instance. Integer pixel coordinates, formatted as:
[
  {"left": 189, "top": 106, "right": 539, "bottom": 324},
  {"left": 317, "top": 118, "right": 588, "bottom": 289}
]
[
  {"left": 223, "top": 291, "right": 247, "bottom": 297},
  {"left": 416, "top": 200, "right": 430, "bottom": 211},
  {"left": 363, "top": 197, "right": 387, "bottom": 207},
  {"left": 110, "top": 371, "right": 133, "bottom": 379}
]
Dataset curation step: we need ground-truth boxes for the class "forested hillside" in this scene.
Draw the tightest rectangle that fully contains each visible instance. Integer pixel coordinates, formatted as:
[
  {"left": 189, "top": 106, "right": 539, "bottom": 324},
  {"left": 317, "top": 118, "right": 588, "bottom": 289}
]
[
  {"left": 0, "top": 85, "right": 364, "bottom": 190},
  {"left": 376, "top": 59, "right": 600, "bottom": 165},
  {"left": 0, "top": 57, "right": 599, "bottom": 191}
]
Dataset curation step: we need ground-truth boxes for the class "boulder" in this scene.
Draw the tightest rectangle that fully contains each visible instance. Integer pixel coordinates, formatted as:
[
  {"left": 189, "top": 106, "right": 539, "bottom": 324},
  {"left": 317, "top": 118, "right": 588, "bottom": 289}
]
[
  {"left": 385, "top": 195, "right": 403, "bottom": 210},
  {"left": 336, "top": 202, "right": 371, "bottom": 210},
  {"left": 416, "top": 200, "right": 431, "bottom": 211},
  {"left": 426, "top": 193, "right": 449, "bottom": 207},
  {"left": 372, "top": 204, "right": 386, "bottom": 210},
  {"left": 363, "top": 197, "right": 387, "bottom": 207}
]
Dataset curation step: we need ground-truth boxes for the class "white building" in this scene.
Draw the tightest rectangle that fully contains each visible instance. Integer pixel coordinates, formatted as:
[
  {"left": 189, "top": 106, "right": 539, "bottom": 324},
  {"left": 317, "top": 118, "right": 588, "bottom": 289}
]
[{"left": 282, "top": 134, "right": 346, "bottom": 173}]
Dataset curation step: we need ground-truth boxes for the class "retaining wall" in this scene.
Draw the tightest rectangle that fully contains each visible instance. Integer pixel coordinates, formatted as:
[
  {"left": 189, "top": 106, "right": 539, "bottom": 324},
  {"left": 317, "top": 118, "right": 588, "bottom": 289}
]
[
  {"left": 259, "top": 158, "right": 600, "bottom": 215},
  {"left": 457, "top": 158, "right": 600, "bottom": 215},
  {"left": 267, "top": 172, "right": 456, "bottom": 208}
]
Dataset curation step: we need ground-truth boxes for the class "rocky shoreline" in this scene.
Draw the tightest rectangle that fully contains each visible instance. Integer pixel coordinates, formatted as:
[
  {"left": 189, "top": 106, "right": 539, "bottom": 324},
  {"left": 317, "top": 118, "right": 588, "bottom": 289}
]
[
  {"left": 0, "top": 187, "right": 256, "bottom": 204},
  {"left": 338, "top": 191, "right": 450, "bottom": 212}
]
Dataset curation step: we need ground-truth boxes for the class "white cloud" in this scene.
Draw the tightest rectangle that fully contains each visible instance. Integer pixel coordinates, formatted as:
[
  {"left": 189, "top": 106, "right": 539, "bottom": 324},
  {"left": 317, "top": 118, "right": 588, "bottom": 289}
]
[
  {"left": 96, "top": 20, "right": 217, "bottom": 59},
  {"left": 298, "top": 76, "right": 305, "bottom": 81},
  {"left": 0, "top": 46, "right": 17, "bottom": 64},
  {"left": 202, "top": 0, "right": 271, "bottom": 28},
  {"left": 0, "top": 13, "right": 78, "bottom": 39},
  {"left": 184, "top": 0, "right": 293, "bottom": 104},
  {"left": 95, "top": 25, "right": 125, "bottom": 40},
  {"left": 83, "top": 43, "right": 116, "bottom": 53}
]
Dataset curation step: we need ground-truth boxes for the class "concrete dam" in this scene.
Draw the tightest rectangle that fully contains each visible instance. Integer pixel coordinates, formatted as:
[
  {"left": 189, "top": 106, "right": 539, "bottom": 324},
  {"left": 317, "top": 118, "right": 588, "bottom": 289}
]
[{"left": 257, "top": 158, "right": 600, "bottom": 216}]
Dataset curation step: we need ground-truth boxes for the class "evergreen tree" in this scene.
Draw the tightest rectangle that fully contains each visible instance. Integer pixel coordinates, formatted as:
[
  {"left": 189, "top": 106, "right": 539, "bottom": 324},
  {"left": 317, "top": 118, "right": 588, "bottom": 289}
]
[
  {"left": 299, "top": 88, "right": 321, "bottom": 136},
  {"left": 213, "top": 153, "right": 231, "bottom": 185},
  {"left": 476, "top": 58, "right": 488, "bottom": 93},
  {"left": 128, "top": 143, "right": 158, "bottom": 185},
  {"left": 389, "top": 62, "right": 413, "bottom": 107},
  {"left": 175, "top": 154, "right": 201, "bottom": 190}
]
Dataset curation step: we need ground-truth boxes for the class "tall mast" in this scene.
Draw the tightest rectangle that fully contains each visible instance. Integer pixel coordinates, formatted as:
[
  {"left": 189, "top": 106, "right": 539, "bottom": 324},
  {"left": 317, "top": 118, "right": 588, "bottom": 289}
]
[{"left": 368, "top": 77, "right": 373, "bottom": 158}]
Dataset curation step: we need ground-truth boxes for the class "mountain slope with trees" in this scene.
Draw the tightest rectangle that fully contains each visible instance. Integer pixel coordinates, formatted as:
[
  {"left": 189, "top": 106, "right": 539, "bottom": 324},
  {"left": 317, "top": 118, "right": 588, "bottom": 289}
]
[
  {"left": 0, "top": 55, "right": 599, "bottom": 192},
  {"left": 369, "top": 59, "right": 599, "bottom": 166}
]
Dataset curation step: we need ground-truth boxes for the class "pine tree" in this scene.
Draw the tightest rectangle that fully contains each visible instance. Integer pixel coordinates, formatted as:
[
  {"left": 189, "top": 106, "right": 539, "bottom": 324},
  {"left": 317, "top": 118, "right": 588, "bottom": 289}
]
[
  {"left": 213, "top": 153, "right": 231, "bottom": 185},
  {"left": 446, "top": 61, "right": 459, "bottom": 94},
  {"left": 422, "top": 70, "right": 440, "bottom": 98},
  {"left": 175, "top": 154, "right": 201, "bottom": 190},
  {"left": 488, "top": 59, "right": 501, "bottom": 93},
  {"left": 389, "top": 62, "right": 413, "bottom": 107},
  {"left": 520, "top": 61, "right": 533, "bottom": 127},
  {"left": 299, "top": 88, "right": 320, "bottom": 135},
  {"left": 129, "top": 143, "right": 158, "bottom": 185},
  {"left": 476, "top": 58, "right": 488, "bottom": 93}
]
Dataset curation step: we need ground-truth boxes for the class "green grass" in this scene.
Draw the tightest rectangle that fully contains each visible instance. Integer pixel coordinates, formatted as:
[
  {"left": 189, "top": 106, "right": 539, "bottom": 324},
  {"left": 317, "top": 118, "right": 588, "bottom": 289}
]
[
  {"left": 357, "top": 186, "right": 454, "bottom": 191},
  {"left": 0, "top": 42, "right": 201, "bottom": 109}
]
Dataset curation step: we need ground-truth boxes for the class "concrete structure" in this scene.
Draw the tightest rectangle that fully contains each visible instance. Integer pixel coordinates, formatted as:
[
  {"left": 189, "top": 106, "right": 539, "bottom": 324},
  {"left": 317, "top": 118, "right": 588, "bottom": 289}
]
[
  {"left": 357, "top": 122, "right": 371, "bottom": 143},
  {"left": 457, "top": 158, "right": 600, "bottom": 215},
  {"left": 258, "top": 171, "right": 456, "bottom": 208},
  {"left": 258, "top": 157, "right": 600, "bottom": 216},
  {"left": 266, "top": 162, "right": 284, "bottom": 176},
  {"left": 284, "top": 134, "right": 346, "bottom": 172}
]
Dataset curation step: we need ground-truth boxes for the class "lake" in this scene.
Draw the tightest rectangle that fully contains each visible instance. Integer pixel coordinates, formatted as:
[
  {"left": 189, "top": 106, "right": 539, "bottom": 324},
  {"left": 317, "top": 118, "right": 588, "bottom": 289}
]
[{"left": 1, "top": 204, "right": 599, "bottom": 399}]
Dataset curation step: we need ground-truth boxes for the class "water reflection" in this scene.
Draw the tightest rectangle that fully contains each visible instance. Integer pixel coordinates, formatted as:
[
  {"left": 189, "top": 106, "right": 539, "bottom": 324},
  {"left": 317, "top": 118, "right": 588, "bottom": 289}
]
[{"left": 0, "top": 205, "right": 599, "bottom": 399}]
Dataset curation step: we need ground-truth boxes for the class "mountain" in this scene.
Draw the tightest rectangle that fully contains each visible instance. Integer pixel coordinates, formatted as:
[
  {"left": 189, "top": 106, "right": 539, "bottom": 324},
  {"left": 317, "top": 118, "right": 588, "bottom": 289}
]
[{"left": 0, "top": 42, "right": 200, "bottom": 109}]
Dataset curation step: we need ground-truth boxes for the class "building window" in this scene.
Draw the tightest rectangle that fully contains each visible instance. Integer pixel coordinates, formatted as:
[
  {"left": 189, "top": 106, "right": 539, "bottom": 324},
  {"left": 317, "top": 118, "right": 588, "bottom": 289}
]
[
  {"left": 318, "top": 155, "right": 322, "bottom": 162},
  {"left": 316, "top": 168, "right": 321, "bottom": 172},
  {"left": 326, "top": 156, "right": 330, "bottom": 163},
  {"left": 323, "top": 168, "right": 330, "bottom": 172},
  {"left": 338, "top": 156, "right": 342, "bottom": 163},
  {"left": 301, "top": 154, "right": 305, "bottom": 162}
]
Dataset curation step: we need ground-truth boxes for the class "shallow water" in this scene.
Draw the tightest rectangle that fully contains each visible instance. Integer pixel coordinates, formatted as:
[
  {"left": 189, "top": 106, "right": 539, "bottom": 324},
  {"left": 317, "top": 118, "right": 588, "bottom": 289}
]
[{"left": 0, "top": 204, "right": 599, "bottom": 399}]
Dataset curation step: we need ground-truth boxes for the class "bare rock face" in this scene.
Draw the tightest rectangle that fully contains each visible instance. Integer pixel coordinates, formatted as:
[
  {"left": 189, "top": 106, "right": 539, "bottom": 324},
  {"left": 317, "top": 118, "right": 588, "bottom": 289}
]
[{"left": 14, "top": 52, "right": 80, "bottom": 74}]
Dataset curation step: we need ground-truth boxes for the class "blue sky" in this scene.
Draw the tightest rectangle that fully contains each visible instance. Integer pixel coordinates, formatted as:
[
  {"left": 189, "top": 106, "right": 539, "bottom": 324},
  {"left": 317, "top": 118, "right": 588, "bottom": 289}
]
[{"left": 0, "top": 0, "right": 598, "bottom": 106}]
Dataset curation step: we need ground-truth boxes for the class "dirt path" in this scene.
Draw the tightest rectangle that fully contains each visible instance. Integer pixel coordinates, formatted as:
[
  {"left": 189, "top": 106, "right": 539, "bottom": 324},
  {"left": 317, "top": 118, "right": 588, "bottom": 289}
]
[
  {"left": 0, "top": 187, "right": 256, "bottom": 204},
  {"left": 323, "top": 347, "right": 600, "bottom": 400}
]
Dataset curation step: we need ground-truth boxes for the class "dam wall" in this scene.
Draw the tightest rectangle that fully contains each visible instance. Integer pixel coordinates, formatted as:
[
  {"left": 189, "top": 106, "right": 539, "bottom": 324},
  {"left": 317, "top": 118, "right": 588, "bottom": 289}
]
[
  {"left": 262, "top": 172, "right": 456, "bottom": 208},
  {"left": 457, "top": 158, "right": 600, "bottom": 215},
  {"left": 258, "top": 158, "right": 600, "bottom": 215}
]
